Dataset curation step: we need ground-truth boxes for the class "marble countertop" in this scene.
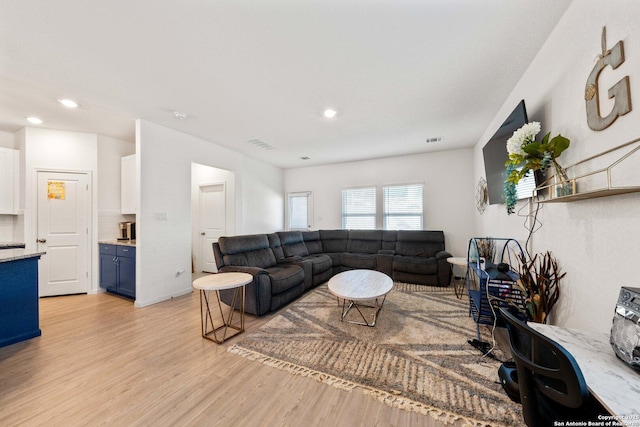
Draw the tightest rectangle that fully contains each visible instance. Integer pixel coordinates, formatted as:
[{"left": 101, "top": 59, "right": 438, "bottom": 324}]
[
  {"left": 99, "top": 240, "right": 136, "bottom": 246},
  {"left": 0, "top": 250, "right": 46, "bottom": 263},
  {"left": 530, "top": 323, "right": 640, "bottom": 420},
  {"left": 0, "top": 242, "right": 26, "bottom": 249}
]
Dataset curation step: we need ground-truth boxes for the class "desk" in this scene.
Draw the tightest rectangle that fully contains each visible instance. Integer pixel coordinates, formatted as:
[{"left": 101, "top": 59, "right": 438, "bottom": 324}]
[
  {"left": 529, "top": 323, "right": 640, "bottom": 422},
  {"left": 192, "top": 272, "right": 252, "bottom": 344}
]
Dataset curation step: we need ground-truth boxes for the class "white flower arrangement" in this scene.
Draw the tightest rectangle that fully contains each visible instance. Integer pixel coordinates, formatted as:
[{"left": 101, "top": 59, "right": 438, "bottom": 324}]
[{"left": 506, "top": 122, "right": 541, "bottom": 156}]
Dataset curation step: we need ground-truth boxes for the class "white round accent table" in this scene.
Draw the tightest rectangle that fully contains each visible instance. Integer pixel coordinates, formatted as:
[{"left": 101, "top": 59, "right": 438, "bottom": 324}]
[
  {"left": 446, "top": 257, "right": 468, "bottom": 299},
  {"left": 327, "top": 269, "right": 393, "bottom": 327},
  {"left": 192, "top": 272, "right": 253, "bottom": 344}
]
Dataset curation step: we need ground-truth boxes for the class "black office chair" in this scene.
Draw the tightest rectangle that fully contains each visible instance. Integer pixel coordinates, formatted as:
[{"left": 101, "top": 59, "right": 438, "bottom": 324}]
[{"left": 499, "top": 308, "right": 609, "bottom": 426}]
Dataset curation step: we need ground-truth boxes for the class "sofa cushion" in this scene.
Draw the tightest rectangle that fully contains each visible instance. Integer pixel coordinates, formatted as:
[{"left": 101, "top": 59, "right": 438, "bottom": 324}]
[
  {"left": 266, "top": 265, "right": 305, "bottom": 294},
  {"left": 218, "top": 234, "right": 276, "bottom": 269},
  {"left": 382, "top": 230, "right": 397, "bottom": 252},
  {"left": 267, "top": 233, "right": 284, "bottom": 260},
  {"left": 303, "top": 254, "right": 333, "bottom": 275},
  {"left": 393, "top": 255, "right": 438, "bottom": 275},
  {"left": 278, "top": 231, "right": 310, "bottom": 258},
  {"left": 395, "top": 230, "right": 445, "bottom": 258},
  {"left": 320, "top": 230, "right": 349, "bottom": 253},
  {"left": 301, "top": 231, "right": 323, "bottom": 254},
  {"left": 340, "top": 253, "right": 378, "bottom": 270},
  {"left": 347, "top": 230, "right": 382, "bottom": 254}
]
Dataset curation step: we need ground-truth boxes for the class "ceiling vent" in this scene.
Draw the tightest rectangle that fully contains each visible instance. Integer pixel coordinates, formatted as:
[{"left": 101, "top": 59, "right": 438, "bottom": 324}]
[
  {"left": 300, "top": 156, "right": 310, "bottom": 160},
  {"left": 425, "top": 137, "right": 443, "bottom": 143},
  {"left": 246, "top": 138, "right": 275, "bottom": 150}
]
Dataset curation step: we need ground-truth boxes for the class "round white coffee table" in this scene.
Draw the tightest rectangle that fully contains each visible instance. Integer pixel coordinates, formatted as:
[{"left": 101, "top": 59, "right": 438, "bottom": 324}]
[
  {"left": 192, "top": 272, "right": 253, "bottom": 344},
  {"left": 327, "top": 269, "right": 393, "bottom": 327}
]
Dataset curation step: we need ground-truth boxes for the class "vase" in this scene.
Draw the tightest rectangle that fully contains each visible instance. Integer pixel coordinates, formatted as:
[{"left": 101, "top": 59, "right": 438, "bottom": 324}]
[{"left": 552, "top": 160, "right": 576, "bottom": 198}]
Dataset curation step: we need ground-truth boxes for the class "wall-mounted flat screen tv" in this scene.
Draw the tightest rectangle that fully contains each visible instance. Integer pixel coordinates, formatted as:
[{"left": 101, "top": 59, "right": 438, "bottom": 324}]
[{"left": 482, "top": 100, "right": 538, "bottom": 205}]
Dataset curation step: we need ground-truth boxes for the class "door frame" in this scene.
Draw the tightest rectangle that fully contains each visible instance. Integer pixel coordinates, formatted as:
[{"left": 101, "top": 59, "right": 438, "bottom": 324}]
[
  {"left": 198, "top": 182, "right": 226, "bottom": 273},
  {"left": 32, "top": 168, "right": 93, "bottom": 295}
]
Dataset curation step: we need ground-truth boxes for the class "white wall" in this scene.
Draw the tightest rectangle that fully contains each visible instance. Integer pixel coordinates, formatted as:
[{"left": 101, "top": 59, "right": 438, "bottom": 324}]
[
  {"left": 136, "top": 120, "right": 283, "bottom": 307},
  {"left": 242, "top": 156, "right": 284, "bottom": 234},
  {"left": 474, "top": 0, "right": 640, "bottom": 333},
  {"left": 97, "top": 135, "right": 135, "bottom": 241},
  {"left": 284, "top": 149, "right": 475, "bottom": 257}
]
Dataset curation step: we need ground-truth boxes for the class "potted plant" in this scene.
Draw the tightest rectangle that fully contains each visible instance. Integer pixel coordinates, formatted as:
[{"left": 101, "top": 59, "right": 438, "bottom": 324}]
[
  {"left": 503, "top": 122, "right": 571, "bottom": 214},
  {"left": 512, "top": 251, "right": 564, "bottom": 324}
]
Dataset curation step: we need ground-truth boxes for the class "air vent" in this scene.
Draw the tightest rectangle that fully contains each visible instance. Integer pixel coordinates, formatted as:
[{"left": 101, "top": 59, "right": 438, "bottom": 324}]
[
  {"left": 300, "top": 156, "right": 310, "bottom": 160},
  {"left": 426, "top": 137, "right": 443, "bottom": 143},
  {"left": 246, "top": 138, "right": 276, "bottom": 150}
]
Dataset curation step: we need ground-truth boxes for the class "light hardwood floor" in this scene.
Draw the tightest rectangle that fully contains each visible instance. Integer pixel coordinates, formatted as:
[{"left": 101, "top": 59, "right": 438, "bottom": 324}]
[{"left": 1, "top": 281, "right": 484, "bottom": 427}]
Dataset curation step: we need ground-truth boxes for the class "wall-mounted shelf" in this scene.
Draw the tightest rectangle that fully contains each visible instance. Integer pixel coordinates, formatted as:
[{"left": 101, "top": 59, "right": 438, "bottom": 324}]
[{"left": 535, "top": 137, "right": 640, "bottom": 204}]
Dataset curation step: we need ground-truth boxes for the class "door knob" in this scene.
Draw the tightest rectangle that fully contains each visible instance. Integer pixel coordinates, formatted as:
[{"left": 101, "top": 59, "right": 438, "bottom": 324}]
[{"left": 37, "top": 238, "right": 47, "bottom": 243}]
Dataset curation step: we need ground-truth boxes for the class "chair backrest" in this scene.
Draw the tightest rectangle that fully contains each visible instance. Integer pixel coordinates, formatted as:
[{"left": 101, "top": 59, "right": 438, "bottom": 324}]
[{"left": 499, "top": 308, "right": 591, "bottom": 426}]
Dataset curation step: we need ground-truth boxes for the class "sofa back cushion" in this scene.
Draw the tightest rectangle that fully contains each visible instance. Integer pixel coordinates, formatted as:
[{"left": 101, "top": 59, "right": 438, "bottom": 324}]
[
  {"left": 395, "top": 230, "right": 445, "bottom": 257},
  {"left": 301, "top": 231, "right": 323, "bottom": 254},
  {"left": 382, "top": 230, "right": 397, "bottom": 252},
  {"left": 320, "top": 229, "right": 349, "bottom": 253},
  {"left": 267, "top": 233, "right": 284, "bottom": 260},
  {"left": 347, "top": 230, "right": 382, "bottom": 254},
  {"left": 277, "top": 231, "right": 309, "bottom": 257},
  {"left": 218, "top": 234, "right": 276, "bottom": 269}
]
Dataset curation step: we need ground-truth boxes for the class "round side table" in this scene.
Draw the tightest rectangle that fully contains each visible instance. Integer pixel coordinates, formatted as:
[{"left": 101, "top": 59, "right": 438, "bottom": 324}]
[
  {"left": 192, "top": 272, "right": 253, "bottom": 344},
  {"left": 446, "top": 257, "right": 468, "bottom": 299}
]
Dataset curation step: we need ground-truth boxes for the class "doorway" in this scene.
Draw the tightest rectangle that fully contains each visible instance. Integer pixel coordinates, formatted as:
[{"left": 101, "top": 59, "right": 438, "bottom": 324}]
[{"left": 36, "top": 171, "right": 90, "bottom": 296}]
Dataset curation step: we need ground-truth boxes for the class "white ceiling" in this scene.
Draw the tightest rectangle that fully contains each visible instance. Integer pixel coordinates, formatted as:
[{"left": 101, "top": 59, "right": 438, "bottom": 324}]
[{"left": 0, "top": 0, "right": 572, "bottom": 169}]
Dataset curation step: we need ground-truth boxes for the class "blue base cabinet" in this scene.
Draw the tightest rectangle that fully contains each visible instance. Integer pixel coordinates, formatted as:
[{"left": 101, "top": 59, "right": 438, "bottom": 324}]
[
  {"left": 0, "top": 255, "right": 42, "bottom": 348},
  {"left": 99, "top": 244, "right": 135, "bottom": 299}
]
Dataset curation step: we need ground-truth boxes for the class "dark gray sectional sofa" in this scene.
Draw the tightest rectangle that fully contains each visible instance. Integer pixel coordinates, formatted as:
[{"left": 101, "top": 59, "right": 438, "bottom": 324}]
[{"left": 212, "top": 229, "right": 452, "bottom": 316}]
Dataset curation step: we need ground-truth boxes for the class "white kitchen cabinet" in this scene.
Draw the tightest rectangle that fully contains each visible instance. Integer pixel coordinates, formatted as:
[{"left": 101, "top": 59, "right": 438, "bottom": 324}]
[
  {"left": 121, "top": 154, "right": 138, "bottom": 215},
  {"left": 0, "top": 148, "right": 19, "bottom": 214}
]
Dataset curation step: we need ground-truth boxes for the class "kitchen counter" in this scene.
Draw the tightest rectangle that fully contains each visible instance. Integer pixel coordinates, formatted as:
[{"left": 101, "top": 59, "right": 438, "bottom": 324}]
[
  {"left": 0, "top": 242, "right": 26, "bottom": 250},
  {"left": 99, "top": 240, "right": 136, "bottom": 246},
  {"left": 0, "top": 250, "right": 46, "bottom": 263}
]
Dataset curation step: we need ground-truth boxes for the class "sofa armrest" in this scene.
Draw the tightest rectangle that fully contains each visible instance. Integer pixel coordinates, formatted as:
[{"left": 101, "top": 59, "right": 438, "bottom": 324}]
[
  {"left": 218, "top": 265, "right": 268, "bottom": 276},
  {"left": 435, "top": 250, "right": 452, "bottom": 260},
  {"left": 278, "top": 256, "right": 303, "bottom": 264}
]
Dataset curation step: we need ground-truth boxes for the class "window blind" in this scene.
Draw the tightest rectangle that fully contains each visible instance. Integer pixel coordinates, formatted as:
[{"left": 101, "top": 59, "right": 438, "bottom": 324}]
[
  {"left": 383, "top": 184, "right": 423, "bottom": 230},
  {"left": 341, "top": 187, "right": 376, "bottom": 229}
]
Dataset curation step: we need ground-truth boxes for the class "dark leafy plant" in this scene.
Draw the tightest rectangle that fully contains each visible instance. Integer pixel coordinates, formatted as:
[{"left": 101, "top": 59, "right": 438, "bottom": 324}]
[{"left": 513, "top": 251, "right": 564, "bottom": 323}]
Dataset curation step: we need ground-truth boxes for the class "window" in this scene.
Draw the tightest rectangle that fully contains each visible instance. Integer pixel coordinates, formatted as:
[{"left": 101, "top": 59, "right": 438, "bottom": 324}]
[
  {"left": 341, "top": 187, "right": 376, "bottom": 229},
  {"left": 383, "top": 184, "right": 423, "bottom": 230},
  {"left": 287, "top": 191, "right": 311, "bottom": 230}
]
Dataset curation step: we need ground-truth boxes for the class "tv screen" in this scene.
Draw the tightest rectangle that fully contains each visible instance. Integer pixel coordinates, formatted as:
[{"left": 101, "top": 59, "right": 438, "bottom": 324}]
[{"left": 482, "top": 100, "right": 537, "bottom": 205}]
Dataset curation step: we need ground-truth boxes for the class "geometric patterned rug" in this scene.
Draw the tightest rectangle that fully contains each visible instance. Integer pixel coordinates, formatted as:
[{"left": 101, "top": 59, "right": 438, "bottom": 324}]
[{"left": 229, "top": 283, "right": 524, "bottom": 426}]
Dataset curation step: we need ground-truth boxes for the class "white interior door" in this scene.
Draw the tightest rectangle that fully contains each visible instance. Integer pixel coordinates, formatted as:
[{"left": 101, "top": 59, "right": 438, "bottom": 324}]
[
  {"left": 37, "top": 171, "right": 90, "bottom": 296},
  {"left": 200, "top": 183, "right": 226, "bottom": 273}
]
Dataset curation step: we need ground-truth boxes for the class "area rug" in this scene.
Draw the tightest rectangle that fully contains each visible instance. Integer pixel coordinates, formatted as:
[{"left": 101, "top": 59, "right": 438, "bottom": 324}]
[{"left": 229, "top": 283, "right": 523, "bottom": 426}]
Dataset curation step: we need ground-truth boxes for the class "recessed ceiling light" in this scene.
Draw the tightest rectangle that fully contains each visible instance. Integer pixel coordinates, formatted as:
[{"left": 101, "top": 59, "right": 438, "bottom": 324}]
[
  {"left": 27, "top": 117, "right": 43, "bottom": 125},
  {"left": 58, "top": 98, "right": 78, "bottom": 108},
  {"left": 173, "top": 111, "right": 188, "bottom": 120},
  {"left": 323, "top": 108, "right": 337, "bottom": 119}
]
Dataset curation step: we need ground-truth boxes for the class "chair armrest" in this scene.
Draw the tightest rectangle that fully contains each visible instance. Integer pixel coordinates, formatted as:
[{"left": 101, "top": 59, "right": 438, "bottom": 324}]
[{"left": 436, "top": 250, "right": 452, "bottom": 260}]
